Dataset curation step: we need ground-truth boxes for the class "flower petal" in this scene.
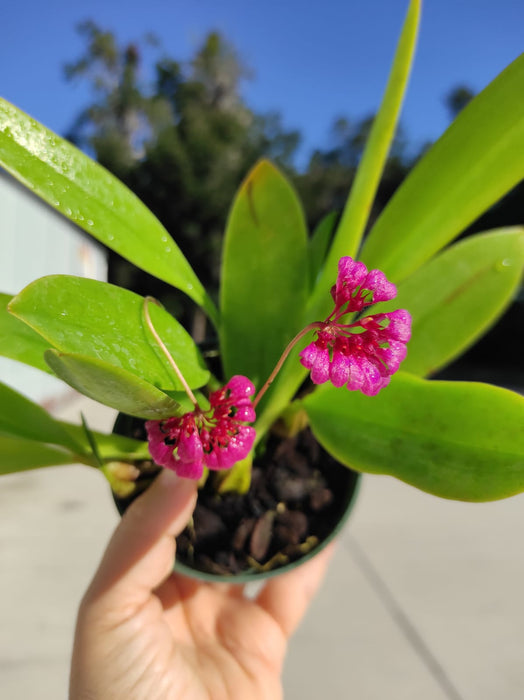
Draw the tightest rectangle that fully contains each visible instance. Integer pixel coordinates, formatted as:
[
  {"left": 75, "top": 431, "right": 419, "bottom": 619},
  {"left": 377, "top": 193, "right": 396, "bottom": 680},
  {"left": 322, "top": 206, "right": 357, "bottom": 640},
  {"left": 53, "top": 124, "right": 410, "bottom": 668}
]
[
  {"left": 145, "top": 420, "right": 178, "bottom": 470},
  {"left": 384, "top": 309, "right": 412, "bottom": 342},
  {"left": 310, "top": 347, "right": 331, "bottom": 384},
  {"left": 363, "top": 269, "right": 397, "bottom": 303},
  {"left": 177, "top": 429, "right": 203, "bottom": 464},
  {"left": 330, "top": 349, "right": 350, "bottom": 388},
  {"left": 234, "top": 404, "right": 256, "bottom": 422},
  {"left": 332, "top": 257, "right": 368, "bottom": 306},
  {"left": 299, "top": 341, "right": 320, "bottom": 369},
  {"left": 377, "top": 340, "right": 407, "bottom": 373},
  {"left": 360, "top": 358, "right": 384, "bottom": 396},
  {"left": 175, "top": 459, "right": 204, "bottom": 480},
  {"left": 346, "top": 355, "right": 366, "bottom": 392},
  {"left": 225, "top": 375, "right": 256, "bottom": 399}
]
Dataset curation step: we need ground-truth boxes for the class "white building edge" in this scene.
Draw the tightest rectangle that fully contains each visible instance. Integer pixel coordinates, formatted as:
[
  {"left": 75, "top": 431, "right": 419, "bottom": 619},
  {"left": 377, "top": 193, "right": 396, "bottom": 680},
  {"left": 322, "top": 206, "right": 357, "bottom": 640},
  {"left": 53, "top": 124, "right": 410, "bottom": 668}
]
[{"left": 0, "top": 169, "right": 107, "bottom": 403}]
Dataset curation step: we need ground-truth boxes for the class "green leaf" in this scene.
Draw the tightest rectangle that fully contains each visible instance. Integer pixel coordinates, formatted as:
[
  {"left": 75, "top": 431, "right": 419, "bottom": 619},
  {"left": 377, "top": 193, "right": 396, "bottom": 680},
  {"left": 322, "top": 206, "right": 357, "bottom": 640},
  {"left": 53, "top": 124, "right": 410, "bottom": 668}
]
[
  {"left": 215, "top": 453, "right": 252, "bottom": 495},
  {"left": 0, "top": 293, "right": 52, "bottom": 373},
  {"left": 310, "top": 0, "right": 420, "bottom": 315},
  {"left": 380, "top": 227, "right": 524, "bottom": 376},
  {"left": 303, "top": 372, "right": 524, "bottom": 502},
  {"left": 45, "top": 350, "right": 184, "bottom": 419},
  {"left": 254, "top": 0, "right": 422, "bottom": 441},
  {"left": 0, "top": 436, "right": 76, "bottom": 473},
  {"left": 0, "top": 380, "right": 84, "bottom": 452},
  {"left": 9, "top": 276, "right": 209, "bottom": 392},
  {"left": 360, "top": 53, "right": 524, "bottom": 282},
  {"left": 80, "top": 414, "right": 104, "bottom": 468},
  {"left": 219, "top": 160, "right": 308, "bottom": 387},
  {"left": 308, "top": 211, "right": 337, "bottom": 288},
  {"left": 58, "top": 422, "right": 150, "bottom": 462},
  {"left": 0, "top": 99, "right": 218, "bottom": 324}
]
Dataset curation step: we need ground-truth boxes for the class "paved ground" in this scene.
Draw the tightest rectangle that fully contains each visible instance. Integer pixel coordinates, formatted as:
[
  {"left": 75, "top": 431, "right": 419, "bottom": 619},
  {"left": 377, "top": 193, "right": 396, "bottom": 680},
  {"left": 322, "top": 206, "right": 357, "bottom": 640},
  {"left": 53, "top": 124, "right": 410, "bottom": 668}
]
[{"left": 1, "top": 393, "right": 523, "bottom": 699}]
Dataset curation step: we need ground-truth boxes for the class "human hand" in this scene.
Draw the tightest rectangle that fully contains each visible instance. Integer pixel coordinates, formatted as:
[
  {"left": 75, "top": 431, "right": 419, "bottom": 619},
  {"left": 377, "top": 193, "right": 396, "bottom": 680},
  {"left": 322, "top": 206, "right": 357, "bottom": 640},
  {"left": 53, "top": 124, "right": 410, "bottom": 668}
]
[{"left": 70, "top": 469, "right": 333, "bottom": 700}]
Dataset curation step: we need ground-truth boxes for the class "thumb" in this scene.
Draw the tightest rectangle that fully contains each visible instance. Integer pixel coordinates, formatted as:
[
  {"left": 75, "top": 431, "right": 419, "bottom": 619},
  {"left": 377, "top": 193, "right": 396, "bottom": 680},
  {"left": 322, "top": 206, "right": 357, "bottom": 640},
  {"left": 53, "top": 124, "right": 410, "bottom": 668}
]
[{"left": 84, "top": 469, "right": 197, "bottom": 616}]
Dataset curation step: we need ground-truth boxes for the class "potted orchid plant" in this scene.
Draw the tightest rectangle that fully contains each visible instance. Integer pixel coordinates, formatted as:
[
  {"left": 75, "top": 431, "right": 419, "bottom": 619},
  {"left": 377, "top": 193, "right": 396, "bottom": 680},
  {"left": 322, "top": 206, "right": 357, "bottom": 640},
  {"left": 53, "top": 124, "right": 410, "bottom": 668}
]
[{"left": 1, "top": 0, "right": 524, "bottom": 581}]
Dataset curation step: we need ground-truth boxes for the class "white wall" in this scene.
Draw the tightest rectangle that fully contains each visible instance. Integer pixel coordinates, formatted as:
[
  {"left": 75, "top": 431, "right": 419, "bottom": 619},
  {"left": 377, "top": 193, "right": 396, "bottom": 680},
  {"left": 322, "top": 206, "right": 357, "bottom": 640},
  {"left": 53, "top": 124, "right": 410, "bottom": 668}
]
[{"left": 0, "top": 170, "right": 107, "bottom": 403}]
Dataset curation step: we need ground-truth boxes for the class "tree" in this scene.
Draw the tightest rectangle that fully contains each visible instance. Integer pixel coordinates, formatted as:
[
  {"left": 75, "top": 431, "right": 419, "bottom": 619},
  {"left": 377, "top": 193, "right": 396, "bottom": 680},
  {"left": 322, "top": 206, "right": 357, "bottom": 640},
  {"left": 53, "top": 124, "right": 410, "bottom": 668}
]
[
  {"left": 295, "top": 115, "right": 411, "bottom": 231},
  {"left": 64, "top": 21, "right": 161, "bottom": 176},
  {"left": 64, "top": 24, "right": 300, "bottom": 329},
  {"left": 445, "top": 84, "right": 475, "bottom": 119}
]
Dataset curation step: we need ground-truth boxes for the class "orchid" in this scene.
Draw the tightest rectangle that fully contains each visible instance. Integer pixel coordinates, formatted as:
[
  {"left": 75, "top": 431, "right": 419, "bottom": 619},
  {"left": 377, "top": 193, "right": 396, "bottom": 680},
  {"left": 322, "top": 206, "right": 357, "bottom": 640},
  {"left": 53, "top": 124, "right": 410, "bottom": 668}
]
[{"left": 1, "top": 0, "right": 524, "bottom": 579}]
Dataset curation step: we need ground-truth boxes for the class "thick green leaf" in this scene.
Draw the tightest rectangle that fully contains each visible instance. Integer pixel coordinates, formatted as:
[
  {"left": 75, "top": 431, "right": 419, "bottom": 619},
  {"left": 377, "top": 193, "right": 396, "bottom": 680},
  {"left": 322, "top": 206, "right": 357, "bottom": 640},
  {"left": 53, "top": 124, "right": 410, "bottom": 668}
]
[
  {"left": 59, "top": 422, "right": 150, "bottom": 461},
  {"left": 0, "top": 99, "right": 217, "bottom": 324},
  {"left": 9, "top": 276, "right": 209, "bottom": 391},
  {"left": 317, "top": 0, "right": 420, "bottom": 294},
  {"left": 360, "top": 53, "right": 524, "bottom": 282},
  {"left": 219, "top": 160, "right": 308, "bottom": 387},
  {"left": 0, "top": 380, "right": 84, "bottom": 452},
  {"left": 45, "top": 350, "right": 183, "bottom": 419},
  {"left": 0, "top": 293, "right": 52, "bottom": 373},
  {"left": 303, "top": 372, "right": 524, "bottom": 502},
  {"left": 0, "top": 380, "right": 149, "bottom": 467},
  {"left": 308, "top": 211, "right": 337, "bottom": 288},
  {"left": 380, "top": 227, "right": 524, "bottom": 376},
  {"left": 0, "top": 436, "right": 76, "bottom": 473}
]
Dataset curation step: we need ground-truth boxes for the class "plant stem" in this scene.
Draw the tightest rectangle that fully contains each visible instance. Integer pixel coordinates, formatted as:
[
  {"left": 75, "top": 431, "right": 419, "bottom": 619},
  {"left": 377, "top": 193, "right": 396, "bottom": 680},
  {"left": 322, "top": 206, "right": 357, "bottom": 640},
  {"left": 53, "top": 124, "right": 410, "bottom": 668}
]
[
  {"left": 253, "top": 322, "right": 324, "bottom": 409},
  {"left": 143, "top": 297, "right": 199, "bottom": 408}
]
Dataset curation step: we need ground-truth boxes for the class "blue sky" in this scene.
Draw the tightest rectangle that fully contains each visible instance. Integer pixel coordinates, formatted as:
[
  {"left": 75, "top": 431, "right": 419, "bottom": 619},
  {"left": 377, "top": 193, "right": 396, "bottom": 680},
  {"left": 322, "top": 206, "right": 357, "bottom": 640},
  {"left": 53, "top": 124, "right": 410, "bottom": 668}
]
[{"left": 2, "top": 0, "right": 523, "bottom": 165}]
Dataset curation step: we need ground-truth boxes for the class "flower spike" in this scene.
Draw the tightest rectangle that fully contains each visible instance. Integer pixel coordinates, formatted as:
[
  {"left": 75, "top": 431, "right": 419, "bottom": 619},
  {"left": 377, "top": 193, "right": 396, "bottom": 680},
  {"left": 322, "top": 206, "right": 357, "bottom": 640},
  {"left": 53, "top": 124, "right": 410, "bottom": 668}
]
[
  {"left": 300, "top": 257, "right": 411, "bottom": 396},
  {"left": 146, "top": 376, "right": 256, "bottom": 480}
]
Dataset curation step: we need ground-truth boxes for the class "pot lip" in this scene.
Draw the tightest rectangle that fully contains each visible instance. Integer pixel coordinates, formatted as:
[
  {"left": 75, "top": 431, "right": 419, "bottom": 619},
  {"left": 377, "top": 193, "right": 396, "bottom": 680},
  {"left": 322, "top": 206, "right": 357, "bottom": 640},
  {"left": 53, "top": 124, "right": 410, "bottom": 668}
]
[{"left": 174, "top": 469, "right": 361, "bottom": 584}]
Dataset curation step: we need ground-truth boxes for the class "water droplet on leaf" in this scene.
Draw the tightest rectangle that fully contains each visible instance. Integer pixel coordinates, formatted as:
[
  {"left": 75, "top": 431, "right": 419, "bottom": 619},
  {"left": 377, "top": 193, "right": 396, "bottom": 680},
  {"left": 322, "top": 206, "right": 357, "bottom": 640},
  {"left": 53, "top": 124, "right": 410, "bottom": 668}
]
[{"left": 495, "top": 258, "right": 513, "bottom": 271}]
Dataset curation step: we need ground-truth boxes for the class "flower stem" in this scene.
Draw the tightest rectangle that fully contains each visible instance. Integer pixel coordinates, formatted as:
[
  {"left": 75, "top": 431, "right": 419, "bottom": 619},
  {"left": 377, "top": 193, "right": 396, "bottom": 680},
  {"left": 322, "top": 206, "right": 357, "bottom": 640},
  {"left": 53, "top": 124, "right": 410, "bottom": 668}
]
[
  {"left": 143, "top": 297, "right": 199, "bottom": 408},
  {"left": 253, "top": 322, "right": 325, "bottom": 409}
]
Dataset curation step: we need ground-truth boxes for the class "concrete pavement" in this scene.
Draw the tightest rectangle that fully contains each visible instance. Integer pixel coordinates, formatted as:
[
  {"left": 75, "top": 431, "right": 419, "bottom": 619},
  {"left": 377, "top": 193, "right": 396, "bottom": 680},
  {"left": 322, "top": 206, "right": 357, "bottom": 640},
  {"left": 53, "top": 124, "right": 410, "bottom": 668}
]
[{"left": 1, "top": 393, "right": 523, "bottom": 699}]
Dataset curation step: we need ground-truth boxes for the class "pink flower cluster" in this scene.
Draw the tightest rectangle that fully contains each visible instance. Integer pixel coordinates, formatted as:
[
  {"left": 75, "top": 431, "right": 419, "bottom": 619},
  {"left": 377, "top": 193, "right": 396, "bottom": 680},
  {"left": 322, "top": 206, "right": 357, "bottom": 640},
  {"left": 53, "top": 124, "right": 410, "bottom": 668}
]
[
  {"left": 146, "top": 376, "right": 256, "bottom": 480},
  {"left": 300, "top": 257, "right": 411, "bottom": 396}
]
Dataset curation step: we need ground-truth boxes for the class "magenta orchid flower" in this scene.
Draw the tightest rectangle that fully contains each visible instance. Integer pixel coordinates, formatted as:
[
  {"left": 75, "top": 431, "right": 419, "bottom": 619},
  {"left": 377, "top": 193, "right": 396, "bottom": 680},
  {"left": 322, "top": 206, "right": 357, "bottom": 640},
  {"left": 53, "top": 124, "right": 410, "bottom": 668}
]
[
  {"left": 146, "top": 375, "right": 256, "bottom": 479},
  {"left": 300, "top": 257, "right": 411, "bottom": 396}
]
